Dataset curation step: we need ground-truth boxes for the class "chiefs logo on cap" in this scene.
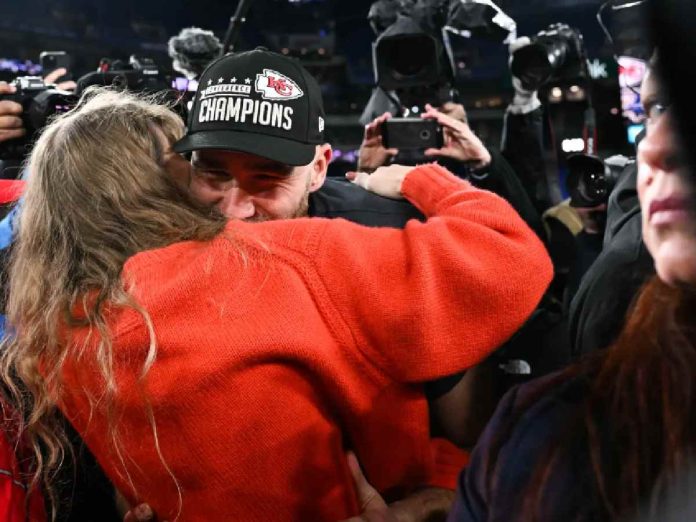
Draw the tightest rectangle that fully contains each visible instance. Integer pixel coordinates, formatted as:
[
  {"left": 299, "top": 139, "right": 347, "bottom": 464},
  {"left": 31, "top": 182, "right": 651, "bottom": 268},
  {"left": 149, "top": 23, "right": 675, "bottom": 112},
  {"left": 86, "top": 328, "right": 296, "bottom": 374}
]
[{"left": 255, "top": 69, "right": 304, "bottom": 101}]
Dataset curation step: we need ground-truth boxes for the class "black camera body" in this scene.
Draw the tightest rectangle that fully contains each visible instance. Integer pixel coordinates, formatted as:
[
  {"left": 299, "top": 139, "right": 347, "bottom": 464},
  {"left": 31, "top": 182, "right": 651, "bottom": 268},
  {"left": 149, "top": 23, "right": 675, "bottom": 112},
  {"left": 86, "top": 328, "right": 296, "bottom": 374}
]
[
  {"left": 511, "top": 23, "right": 587, "bottom": 91},
  {"left": 76, "top": 55, "right": 171, "bottom": 94},
  {"left": 382, "top": 117, "right": 443, "bottom": 150},
  {"left": 0, "top": 55, "right": 180, "bottom": 163},
  {"left": 372, "top": 14, "right": 452, "bottom": 92},
  {"left": 0, "top": 76, "right": 77, "bottom": 161}
]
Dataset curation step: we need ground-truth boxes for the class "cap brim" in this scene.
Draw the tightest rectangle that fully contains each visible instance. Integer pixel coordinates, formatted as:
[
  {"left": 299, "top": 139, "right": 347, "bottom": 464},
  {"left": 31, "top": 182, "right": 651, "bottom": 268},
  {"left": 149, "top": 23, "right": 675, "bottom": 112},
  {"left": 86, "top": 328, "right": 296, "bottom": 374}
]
[{"left": 173, "top": 130, "right": 317, "bottom": 166}]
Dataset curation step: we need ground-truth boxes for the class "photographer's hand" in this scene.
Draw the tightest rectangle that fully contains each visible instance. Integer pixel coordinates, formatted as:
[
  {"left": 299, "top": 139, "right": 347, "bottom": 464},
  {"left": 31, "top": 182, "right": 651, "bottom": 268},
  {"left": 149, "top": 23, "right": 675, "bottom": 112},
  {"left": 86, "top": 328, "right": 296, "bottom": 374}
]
[
  {"left": 0, "top": 83, "right": 25, "bottom": 144},
  {"left": 508, "top": 37, "right": 541, "bottom": 114},
  {"left": 44, "top": 68, "right": 77, "bottom": 91},
  {"left": 341, "top": 452, "right": 454, "bottom": 522},
  {"left": 421, "top": 104, "right": 491, "bottom": 169},
  {"left": 346, "top": 164, "right": 412, "bottom": 200},
  {"left": 357, "top": 112, "right": 399, "bottom": 173}
]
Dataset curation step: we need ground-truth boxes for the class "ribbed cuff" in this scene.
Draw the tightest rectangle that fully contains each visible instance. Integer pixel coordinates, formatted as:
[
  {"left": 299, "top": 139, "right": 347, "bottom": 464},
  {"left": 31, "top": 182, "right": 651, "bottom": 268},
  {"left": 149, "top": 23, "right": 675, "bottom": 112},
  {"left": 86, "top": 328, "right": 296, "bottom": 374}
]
[{"left": 426, "top": 438, "right": 470, "bottom": 490}]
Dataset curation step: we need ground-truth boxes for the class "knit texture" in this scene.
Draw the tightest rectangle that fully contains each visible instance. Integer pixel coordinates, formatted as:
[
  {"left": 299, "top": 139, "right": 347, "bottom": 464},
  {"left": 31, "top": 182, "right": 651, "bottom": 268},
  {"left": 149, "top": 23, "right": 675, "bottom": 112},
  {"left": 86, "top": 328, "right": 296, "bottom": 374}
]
[{"left": 59, "top": 164, "right": 553, "bottom": 521}]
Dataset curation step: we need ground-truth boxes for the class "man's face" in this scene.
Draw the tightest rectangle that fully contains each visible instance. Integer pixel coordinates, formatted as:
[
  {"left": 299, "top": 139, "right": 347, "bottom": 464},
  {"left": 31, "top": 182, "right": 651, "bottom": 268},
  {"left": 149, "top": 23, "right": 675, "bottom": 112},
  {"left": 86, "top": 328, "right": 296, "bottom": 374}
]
[{"left": 188, "top": 146, "right": 330, "bottom": 221}]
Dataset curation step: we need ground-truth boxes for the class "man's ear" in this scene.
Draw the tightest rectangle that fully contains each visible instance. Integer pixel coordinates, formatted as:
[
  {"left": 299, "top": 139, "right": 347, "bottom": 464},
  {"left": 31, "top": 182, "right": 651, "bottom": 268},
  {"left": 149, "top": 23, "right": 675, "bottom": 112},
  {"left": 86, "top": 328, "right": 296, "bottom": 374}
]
[{"left": 309, "top": 144, "right": 332, "bottom": 193}]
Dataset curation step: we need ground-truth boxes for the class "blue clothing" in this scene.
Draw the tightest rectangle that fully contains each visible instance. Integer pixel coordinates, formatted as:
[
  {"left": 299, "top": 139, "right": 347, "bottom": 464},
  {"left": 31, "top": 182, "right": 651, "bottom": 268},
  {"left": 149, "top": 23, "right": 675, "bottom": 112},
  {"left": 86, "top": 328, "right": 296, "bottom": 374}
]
[
  {"left": 0, "top": 206, "right": 19, "bottom": 250},
  {"left": 448, "top": 372, "right": 605, "bottom": 522},
  {"left": 0, "top": 206, "right": 19, "bottom": 339}
]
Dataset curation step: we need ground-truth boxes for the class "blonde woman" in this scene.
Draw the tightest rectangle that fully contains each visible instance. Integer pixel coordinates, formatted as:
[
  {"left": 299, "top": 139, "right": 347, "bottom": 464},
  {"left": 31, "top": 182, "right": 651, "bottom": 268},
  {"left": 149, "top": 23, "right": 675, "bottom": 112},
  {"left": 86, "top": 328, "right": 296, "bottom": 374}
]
[{"left": 1, "top": 89, "right": 551, "bottom": 521}]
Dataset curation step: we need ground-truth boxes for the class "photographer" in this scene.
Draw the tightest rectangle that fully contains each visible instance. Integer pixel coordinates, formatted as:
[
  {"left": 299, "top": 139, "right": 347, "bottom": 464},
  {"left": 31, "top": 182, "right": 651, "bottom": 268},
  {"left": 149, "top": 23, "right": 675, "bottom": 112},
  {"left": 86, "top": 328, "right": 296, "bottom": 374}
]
[
  {"left": 357, "top": 103, "right": 546, "bottom": 242},
  {"left": 568, "top": 154, "right": 655, "bottom": 357},
  {"left": 0, "top": 68, "right": 76, "bottom": 147}
]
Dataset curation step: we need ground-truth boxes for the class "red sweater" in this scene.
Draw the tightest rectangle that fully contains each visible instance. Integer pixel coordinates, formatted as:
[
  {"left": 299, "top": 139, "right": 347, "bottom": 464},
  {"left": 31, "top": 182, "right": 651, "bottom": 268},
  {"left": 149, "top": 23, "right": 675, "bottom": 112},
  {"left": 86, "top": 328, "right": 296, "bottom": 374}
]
[
  {"left": 0, "top": 407, "right": 46, "bottom": 522},
  {"left": 59, "top": 165, "right": 552, "bottom": 521}
]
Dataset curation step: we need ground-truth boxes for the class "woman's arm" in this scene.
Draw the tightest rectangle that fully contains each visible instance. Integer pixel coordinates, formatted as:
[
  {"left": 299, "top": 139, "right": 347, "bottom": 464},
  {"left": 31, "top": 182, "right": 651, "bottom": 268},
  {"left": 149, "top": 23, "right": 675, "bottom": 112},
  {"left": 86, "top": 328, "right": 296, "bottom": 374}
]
[{"left": 309, "top": 163, "right": 553, "bottom": 383}]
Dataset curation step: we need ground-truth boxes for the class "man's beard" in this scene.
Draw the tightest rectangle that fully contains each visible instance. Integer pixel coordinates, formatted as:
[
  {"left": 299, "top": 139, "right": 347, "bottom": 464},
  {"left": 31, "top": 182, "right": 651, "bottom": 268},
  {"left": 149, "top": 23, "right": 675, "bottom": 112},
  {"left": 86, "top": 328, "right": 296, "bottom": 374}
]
[{"left": 243, "top": 185, "right": 311, "bottom": 223}]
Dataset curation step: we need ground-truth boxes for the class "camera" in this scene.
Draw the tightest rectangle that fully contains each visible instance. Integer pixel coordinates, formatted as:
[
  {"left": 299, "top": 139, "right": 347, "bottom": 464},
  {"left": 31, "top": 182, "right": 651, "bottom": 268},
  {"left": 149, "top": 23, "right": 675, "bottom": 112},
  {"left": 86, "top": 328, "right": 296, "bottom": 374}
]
[
  {"left": 76, "top": 55, "right": 171, "bottom": 94},
  {"left": 566, "top": 153, "right": 631, "bottom": 208},
  {"left": 0, "top": 76, "right": 77, "bottom": 161},
  {"left": 372, "top": 13, "right": 451, "bottom": 93},
  {"left": 382, "top": 118, "right": 443, "bottom": 150},
  {"left": 511, "top": 24, "right": 587, "bottom": 91},
  {"left": 1, "top": 55, "right": 182, "bottom": 163}
]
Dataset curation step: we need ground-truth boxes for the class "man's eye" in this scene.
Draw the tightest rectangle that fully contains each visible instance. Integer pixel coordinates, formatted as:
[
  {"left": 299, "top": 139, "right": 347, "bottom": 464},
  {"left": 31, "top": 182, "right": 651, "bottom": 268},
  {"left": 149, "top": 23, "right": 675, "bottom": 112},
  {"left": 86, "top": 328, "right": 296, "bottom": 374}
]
[{"left": 195, "top": 168, "right": 228, "bottom": 179}]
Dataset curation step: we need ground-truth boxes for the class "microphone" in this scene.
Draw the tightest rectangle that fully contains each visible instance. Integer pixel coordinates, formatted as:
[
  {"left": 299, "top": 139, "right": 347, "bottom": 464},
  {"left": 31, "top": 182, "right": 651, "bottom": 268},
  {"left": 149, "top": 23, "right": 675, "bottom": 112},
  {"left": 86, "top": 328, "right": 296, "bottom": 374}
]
[{"left": 168, "top": 27, "right": 222, "bottom": 80}]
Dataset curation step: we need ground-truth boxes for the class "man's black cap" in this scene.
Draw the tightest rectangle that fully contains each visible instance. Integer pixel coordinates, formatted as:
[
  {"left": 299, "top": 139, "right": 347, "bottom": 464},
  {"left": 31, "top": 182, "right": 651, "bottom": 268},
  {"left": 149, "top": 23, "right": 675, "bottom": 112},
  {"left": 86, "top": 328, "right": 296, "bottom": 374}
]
[{"left": 173, "top": 48, "right": 325, "bottom": 166}]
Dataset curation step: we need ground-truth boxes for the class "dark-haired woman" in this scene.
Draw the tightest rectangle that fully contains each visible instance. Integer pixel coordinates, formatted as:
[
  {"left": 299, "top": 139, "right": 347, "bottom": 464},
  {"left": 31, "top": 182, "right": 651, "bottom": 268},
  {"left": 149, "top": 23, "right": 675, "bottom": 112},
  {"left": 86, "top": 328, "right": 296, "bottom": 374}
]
[{"left": 447, "top": 58, "right": 696, "bottom": 522}]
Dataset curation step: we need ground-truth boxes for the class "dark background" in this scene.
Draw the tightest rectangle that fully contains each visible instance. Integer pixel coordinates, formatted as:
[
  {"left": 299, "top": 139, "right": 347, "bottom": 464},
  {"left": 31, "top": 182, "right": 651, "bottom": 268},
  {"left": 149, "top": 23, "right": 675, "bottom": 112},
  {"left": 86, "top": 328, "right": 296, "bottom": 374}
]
[{"left": 0, "top": 0, "right": 648, "bottom": 188}]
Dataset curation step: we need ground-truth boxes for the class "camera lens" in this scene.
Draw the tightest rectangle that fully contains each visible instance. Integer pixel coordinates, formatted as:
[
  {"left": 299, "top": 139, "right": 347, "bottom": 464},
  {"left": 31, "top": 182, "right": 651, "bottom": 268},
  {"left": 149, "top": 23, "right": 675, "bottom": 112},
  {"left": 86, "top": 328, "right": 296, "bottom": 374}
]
[
  {"left": 384, "top": 34, "right": 436, "bottom": 80},
  {"left": 420, "top": 129, "right": 431, "bottom": 140},
  {"left": 511, "top": 37, "right": 571, "bottom": 91},
  {"left": 567, "top": 154, "right": 610, "bottom": 207},
  {"left": 577, "top": 171, "right": 608, "bottom": 206}
]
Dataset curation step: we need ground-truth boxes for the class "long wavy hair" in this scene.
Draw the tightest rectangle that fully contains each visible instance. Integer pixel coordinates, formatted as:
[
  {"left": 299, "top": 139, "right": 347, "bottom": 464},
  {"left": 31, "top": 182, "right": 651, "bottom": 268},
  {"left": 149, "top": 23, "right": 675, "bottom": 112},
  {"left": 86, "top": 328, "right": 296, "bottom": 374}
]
[{"left": 0, "top": 88, "right": 227, "bottom": 518}]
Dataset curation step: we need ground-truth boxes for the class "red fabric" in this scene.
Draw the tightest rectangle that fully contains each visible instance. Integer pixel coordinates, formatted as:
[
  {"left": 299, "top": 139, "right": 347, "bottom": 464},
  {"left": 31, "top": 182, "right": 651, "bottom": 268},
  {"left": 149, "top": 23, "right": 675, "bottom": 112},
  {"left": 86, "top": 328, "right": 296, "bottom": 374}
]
[
  {"left": 0, "top": 413, "right": 46, "bottom": 522},
  {"left": 58, "top": 164, "right": 552, "bottom": 521},
  {"left": 428, "top": 438, "right": 471, "bottom": 491},
  {"left": 0, "top": 180, "right": 25, "bottom": 205}
]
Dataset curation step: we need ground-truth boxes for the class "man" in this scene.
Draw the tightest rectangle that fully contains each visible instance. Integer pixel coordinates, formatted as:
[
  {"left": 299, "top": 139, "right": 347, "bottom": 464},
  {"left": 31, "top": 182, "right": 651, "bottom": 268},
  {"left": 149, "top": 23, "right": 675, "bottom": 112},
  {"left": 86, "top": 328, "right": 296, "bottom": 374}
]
[
  {"left": 171, "top": 48, "right": 532, "bottom": 516},
  {"left": 172, "top": 48, "right": 424, "bottom": 229},
  {"left": 568, "top": 79, "right": 657, "bottom": 358},
  {"left": 174, "top": 47, "right": 524, "bottom": 406}
]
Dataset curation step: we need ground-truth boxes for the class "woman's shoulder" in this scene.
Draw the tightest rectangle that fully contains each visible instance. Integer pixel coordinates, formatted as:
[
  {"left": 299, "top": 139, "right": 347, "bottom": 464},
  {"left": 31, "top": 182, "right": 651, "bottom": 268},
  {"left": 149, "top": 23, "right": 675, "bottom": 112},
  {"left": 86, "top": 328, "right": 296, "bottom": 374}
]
[
  {"left": 509, "top": 370, "right": 589, "bottom": 418},
  {"left": 121, "top": 219, "right": 329, "bottom": 273},
  {"left": 479, "top": 370, "right": 590, "bottom": 465}
]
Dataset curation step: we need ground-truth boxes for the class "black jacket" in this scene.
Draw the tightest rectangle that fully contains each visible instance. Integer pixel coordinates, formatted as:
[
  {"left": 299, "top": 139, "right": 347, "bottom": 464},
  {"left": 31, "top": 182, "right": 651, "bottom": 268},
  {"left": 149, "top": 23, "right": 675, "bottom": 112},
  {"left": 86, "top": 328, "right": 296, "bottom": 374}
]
[
  {"left": 312, "top": 151, "right": 546, "bottom": 242},
  {"left": 568, "top": 163, "right": 655, "bottom": 357}
]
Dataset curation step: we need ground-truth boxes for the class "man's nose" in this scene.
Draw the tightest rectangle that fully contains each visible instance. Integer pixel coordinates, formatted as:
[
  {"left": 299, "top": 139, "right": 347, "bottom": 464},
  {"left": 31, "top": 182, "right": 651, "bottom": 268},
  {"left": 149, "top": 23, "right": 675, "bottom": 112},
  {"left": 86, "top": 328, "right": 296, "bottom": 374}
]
[{"left": 219, "top": 186, "right": 256, "bottom": 220}]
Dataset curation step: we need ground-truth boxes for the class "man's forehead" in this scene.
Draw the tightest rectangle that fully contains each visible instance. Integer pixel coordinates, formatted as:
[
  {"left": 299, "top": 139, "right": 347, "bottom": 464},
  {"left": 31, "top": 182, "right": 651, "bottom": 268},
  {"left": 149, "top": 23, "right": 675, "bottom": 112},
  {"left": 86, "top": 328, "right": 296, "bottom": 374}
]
[{"left": 193, "top": 149, "right": 293, "bottom": 173}]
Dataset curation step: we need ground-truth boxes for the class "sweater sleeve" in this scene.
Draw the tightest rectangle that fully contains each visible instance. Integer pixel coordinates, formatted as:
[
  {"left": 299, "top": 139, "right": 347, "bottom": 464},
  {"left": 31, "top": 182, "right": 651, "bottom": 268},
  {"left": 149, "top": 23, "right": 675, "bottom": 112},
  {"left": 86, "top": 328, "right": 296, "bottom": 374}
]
[{"left": 309, "top": 163, "right": 553, "bottom": 383}]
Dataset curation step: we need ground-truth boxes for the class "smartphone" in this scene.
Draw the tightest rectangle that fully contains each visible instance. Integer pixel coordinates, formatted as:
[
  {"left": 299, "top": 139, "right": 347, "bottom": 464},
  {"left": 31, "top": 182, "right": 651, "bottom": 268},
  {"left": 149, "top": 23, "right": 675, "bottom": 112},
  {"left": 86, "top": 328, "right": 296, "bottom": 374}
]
[
  {"left": 40, "top": 51, "right": 72, "bottom": 82},
  {"left": 381, "top": 118, "right": 443, "bottom": 150}
]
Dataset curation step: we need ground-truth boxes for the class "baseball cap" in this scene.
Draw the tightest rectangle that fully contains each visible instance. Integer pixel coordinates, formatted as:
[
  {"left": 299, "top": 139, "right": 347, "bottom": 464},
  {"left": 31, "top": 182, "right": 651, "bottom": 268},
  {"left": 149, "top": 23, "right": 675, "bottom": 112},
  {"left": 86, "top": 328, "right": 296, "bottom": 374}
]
[{"left": 173, "top": 48, "right": 326, "bottom": 166}]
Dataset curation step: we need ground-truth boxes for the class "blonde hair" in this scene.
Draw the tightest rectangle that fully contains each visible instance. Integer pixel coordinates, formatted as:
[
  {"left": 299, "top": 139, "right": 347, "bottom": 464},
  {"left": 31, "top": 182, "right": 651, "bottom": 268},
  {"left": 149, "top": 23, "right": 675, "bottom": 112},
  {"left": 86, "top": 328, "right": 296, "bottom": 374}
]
[{"left": 0, "top": 88, "right": 227, "bottom": 518}]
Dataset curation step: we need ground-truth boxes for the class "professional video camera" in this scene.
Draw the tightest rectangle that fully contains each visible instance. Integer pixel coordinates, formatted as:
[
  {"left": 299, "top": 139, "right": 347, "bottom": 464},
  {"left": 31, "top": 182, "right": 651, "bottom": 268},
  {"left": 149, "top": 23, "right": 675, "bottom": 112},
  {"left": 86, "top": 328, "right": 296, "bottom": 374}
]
[
  {"left": 1, "top": 55, "right": 180, "bottom": 162},
  {"left": 0, "top": 76, "right": 76, "bottom": 160},
  {"left": 367, "top": 0, "right": 515, "bottom": 150},
  {"left": 510, "top": 23, "right": 587, "bottom": 92},
  {"left": 566, "top": 153, "right": 632, "bottom": 208}
]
